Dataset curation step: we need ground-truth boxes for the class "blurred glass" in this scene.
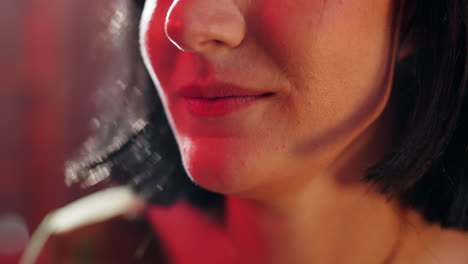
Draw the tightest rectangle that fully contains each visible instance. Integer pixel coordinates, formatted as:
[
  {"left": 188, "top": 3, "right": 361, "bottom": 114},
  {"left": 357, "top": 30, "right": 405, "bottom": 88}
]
[{"left": 0, "top": 0, "right": 147, "bottom": 263}]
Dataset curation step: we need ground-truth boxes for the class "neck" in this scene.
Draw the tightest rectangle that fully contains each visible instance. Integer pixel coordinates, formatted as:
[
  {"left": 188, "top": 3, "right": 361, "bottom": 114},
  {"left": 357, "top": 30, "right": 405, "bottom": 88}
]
[{"left": 225, "top": 177, "right": 408, "bottom": 264}]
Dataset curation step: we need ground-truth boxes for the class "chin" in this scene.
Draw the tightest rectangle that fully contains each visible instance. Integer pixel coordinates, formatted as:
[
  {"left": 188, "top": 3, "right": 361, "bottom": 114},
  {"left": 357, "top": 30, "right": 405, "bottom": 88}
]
[{"left": 178, "top": 136, "right": 257, "bottom": 195}]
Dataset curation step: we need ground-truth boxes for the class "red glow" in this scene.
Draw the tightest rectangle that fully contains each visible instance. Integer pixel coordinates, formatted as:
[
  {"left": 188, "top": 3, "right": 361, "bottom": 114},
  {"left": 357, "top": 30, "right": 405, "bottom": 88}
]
[{"left": 147, "top": 202, "right": 238, "bottom": 264}]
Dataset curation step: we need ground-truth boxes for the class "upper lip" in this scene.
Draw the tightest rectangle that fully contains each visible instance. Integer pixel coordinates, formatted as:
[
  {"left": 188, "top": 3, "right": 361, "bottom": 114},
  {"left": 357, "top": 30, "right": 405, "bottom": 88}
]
[{"left": 178, "top": 82, "right": 272, "bottom": 99}]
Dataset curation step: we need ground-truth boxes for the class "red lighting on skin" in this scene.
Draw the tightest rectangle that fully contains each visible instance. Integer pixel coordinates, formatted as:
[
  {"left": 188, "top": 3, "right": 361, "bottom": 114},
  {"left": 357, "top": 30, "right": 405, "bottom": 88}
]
[
  {"left": 177, "top": 82, "right": 274, "bottom": 117},
  {"left": 181, "top": 95, "right": 270, "bottom": 117},
  {"left": 147, "top": 202, "right": 238, "bottom": 264}
]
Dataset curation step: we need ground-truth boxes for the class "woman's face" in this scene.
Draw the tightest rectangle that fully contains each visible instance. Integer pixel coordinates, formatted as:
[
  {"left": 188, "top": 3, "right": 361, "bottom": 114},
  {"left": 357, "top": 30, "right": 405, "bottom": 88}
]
[{"left": 140, "top": 0, "right": 395, "bottom": 197}]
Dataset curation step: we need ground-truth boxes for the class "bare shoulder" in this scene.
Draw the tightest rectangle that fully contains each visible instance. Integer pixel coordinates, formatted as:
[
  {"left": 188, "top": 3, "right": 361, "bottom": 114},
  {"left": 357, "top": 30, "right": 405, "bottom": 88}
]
[
  {"left": 396, "top": 212, "right": 468, "bottom": 264},
  {"left": 431, "top": 226, "right": 468, "bottom": 263}
]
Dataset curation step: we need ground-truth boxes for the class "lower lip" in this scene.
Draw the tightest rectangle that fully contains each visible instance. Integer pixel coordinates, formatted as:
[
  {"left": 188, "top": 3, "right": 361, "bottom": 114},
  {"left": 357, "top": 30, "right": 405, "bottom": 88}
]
[{"left": 182, "top": 95, "right": 270, "bottom": 117}]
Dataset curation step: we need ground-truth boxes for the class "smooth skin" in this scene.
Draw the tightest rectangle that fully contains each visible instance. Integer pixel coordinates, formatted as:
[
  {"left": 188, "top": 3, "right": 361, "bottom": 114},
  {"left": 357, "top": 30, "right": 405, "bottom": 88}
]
[{"left": 140, "top": 0, "right": 468, "bottom": 263}]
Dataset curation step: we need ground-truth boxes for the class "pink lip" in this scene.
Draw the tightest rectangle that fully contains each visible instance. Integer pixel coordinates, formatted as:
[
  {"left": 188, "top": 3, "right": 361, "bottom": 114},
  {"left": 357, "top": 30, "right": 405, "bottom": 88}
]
[
  {"left": 182, "top": 95, "right": 271, "bottom": 116},
  {"left": 177, "top": 82, "right": 273, "bottom": 117}
]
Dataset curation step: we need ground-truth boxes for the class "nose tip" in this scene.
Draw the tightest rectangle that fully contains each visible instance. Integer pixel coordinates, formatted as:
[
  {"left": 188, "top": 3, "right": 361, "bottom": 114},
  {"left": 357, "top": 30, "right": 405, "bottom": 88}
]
[{"left": 165, "top": 0, "right": 246, "bottom": 53}]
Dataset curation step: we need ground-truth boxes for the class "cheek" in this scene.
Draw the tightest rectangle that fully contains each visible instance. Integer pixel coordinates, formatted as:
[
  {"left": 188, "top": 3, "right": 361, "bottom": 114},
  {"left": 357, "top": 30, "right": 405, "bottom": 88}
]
[
  {"left": 253, "top": 0, "right": 324, "bottom": 63},
  {"left": 308, "top": 1, "right": 394, "bottom": 124},
  {"left": 143, "top": 0, "right": 178, "bottom": 89},
  {"left": 255, "top": 0, "right": 394, "bottom": 151}
]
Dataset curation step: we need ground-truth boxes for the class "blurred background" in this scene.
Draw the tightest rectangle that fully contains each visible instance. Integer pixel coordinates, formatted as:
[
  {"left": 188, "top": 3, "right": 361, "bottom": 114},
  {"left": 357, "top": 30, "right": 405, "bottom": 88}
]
[{"left": 0, "top": 0, "right": 144, "bottom": 262}]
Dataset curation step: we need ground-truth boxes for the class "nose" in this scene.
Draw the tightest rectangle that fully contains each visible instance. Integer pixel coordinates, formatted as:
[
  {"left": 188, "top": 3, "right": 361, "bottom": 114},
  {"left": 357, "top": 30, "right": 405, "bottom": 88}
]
[{"left": 165, "top": 0, "right": 246, "bottom": 53}]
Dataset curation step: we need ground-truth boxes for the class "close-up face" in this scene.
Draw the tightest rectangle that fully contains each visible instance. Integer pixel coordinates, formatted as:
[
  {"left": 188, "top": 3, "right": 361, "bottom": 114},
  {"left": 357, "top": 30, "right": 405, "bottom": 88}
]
[{"left": 140, "top": 0, "right": 396, "bottom": 198}]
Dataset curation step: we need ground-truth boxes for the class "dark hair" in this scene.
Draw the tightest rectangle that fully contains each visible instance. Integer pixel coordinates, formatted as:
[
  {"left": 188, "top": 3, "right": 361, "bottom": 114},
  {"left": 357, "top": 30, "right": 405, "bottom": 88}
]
[
  {"left": 365, "top": 0, "right": 467, "bottom": 229},
  {"left": 67, "top": 0, "right": 467, "bottom": 227}
]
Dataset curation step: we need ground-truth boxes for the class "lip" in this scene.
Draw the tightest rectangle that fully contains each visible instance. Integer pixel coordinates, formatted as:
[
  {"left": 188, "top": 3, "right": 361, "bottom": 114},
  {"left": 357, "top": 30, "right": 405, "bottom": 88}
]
[{"left": 177, "top": 82, "right": 274, "bottom": 117}]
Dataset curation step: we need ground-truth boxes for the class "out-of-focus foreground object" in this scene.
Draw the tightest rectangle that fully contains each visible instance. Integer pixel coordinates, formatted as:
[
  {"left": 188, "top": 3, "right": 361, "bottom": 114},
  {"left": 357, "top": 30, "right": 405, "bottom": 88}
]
[
  {"left": 0, "top": 0, "right": 144, "bottom": 263},
  {"left": 20, "top": 186, "right": 141, "bottom": 264}
]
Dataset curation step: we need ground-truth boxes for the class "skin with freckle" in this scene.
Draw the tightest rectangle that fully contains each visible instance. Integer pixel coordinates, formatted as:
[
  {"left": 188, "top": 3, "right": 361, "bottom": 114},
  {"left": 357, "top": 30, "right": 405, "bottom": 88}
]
[{"left": 141, "top": 0, "right": 395, "bottom": 198}]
